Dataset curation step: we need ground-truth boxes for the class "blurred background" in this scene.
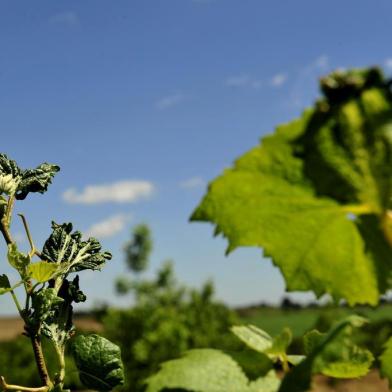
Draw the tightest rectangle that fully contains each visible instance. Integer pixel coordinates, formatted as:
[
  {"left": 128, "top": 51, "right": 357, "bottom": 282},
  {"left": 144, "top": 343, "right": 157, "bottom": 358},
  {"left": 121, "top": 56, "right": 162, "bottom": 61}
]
[{"left": 1, "top": 1, "right": 392, "bottom": 390}]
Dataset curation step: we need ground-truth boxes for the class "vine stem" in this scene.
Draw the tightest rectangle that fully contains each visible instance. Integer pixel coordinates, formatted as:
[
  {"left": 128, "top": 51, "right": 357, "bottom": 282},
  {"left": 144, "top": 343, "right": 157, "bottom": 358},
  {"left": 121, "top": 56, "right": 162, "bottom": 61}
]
[
  {"left": 9, "top": 290, "right": 23, "bottom": 315},
  {"left": 18, "top": 214, "right": 36, "bottom": 256},
  {"left": 0, "top": 211, "right": 51, "bottom": 387},
  {"left": 54, "top": 343, "right": 66, "bottom": 387},
  {"left": 0, "top": 376, "right": 49, "bottom": 392}
]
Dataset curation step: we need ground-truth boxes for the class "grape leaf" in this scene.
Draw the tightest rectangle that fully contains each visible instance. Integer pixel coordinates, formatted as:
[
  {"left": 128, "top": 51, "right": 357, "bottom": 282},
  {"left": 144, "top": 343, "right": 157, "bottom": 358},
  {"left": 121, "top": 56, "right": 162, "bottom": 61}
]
[
  {"left": 191, "top": 68, "right": 392, "bottom": 305},
  {"left": 7, "top": 243, "right": 30, "bottom": 275},
  {"left": 231, "top": 325, "right": 273, "bottom": 353},
  {"left": 380, "top": 336, "right": 392, "bottom": 386},
  {"left": 0, "top": 274, "right": 11, "bottom": 295},
  {"left": 146, "top": 349, "right": 253, "bottom": 392},
  {"left": 303, "top": 327, "right": 373, "bottom": 378},
  {"left": 0, "top": 153, "right": 59, "bottom": 199},
  {"left": 0, "top": 274, "right": 22, "bottom": 295},
  {"left": 16, "top": 162, "right": 60, "bottom": 200},
  {"left": 42, "top": 221, "right": 112, "bottom": 273},
  {"left": 71, "top": 334, "right": 124, "bottom": 391},
  {"left": 31, "top": 288, "right": 64, "bottom": 322},
  {"left": 28, "top": 261, "right": 59, "bottom": 283},
  {"left": 248, "top": 371, "right": 281, "bottom": 392},
  {"left": 279, "top": 316, "right": 372, "bottom": 392}
]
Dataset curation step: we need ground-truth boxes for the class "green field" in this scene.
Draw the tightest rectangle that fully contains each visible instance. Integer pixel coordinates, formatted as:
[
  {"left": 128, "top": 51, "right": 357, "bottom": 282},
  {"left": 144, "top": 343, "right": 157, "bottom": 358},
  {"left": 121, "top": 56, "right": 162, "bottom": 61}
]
[{"left": 238, "top": 304, "right": 392, "bottom": 337}]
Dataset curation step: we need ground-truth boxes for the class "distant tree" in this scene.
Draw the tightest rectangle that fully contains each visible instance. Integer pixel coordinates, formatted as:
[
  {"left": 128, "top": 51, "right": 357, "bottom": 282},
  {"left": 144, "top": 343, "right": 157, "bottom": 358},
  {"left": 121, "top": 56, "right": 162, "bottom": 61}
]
[
  {"left": 115, "top": 223, "right": 152, "bottom": 295},
  {"left": 124, "top": 223, "right": 152, "bottom": 273},
  {"left": 108, "top": 225, "right": 238, "bottom": 391},
  {"left": 280, "top": 296, "right": 302, "bottom": 310}
]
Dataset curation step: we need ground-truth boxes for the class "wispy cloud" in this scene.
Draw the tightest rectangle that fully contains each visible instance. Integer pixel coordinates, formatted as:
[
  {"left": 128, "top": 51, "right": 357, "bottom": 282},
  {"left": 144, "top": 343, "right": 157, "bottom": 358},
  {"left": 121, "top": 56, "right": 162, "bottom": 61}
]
[
  {"left": 49, "top": 11, "right": 80, "bottom": 27},
  {"left": 63, "top": 180, "right": 155, "bottom": 205},
  {"left": 385, "top": 58, "right": 392, "bottom": 70},
  {"left": 290, "top": 54, "right": 330, "bottom": 107},
  {"left": 270, "top": 73, "right": 288, "bottom": 87},
  {"left": 156, "top": 93, "right": 185, "bottom": 110},
  {"left": 180, "top": 176, "right": 206, "bottom": 189},
  {"left": 85, "top": 214, "right": 131, "bottom": 239},
  {"left": 226, "top": 73, "right": 287, "bottom": 90},
  {"left": 225, "top": 75, "right": 250, "bottom": 88}
]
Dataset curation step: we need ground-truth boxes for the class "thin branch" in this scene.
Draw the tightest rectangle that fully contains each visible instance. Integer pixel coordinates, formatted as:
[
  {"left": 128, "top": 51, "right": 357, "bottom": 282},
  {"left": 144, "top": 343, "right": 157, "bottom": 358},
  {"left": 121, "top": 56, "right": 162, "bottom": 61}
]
[
  {"left": 0, "top": 376, "right": 49, "bottom": 392},
  {"left": 29, "top": 333, "right": 51, "bottom": 387},
  {"left": 18, "top": 214, "right": 36, "bottom": 256}
]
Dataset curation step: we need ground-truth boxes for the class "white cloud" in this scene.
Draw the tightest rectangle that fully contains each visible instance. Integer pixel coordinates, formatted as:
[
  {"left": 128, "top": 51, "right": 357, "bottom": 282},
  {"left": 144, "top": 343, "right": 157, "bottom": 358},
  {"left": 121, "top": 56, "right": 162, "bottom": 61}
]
[
  {"left": 270, "top": 73, "right": 288, "bottom": 87},
  {"left": 315, "top": 54, "right": 329, "bottom": 69},
  {"left": 226, "top": 73, "right": 285, "bottom": 90},
  {"left": 180, "top": 176, "right": 206, "bottom": 189},
  {"left": 251, "top": 80, "right": 263, "bottom": 89},
  {"left": 225, "top": 75, "right": 250, "bottom": 88},
  {"left": 85, "top": 214, "right": 131, "bottom": 239},
  {"left": 63, "top": 180, "right": 155, "bottom": 205},
  {"left": 49, "top": 11, "right": 80, "bottom": 27},
  {"left": 156, "top": 93, "right": 185, "bottom": 110},
  {"left": 385, "top": 58, "right": 392, "bottom": 70}
]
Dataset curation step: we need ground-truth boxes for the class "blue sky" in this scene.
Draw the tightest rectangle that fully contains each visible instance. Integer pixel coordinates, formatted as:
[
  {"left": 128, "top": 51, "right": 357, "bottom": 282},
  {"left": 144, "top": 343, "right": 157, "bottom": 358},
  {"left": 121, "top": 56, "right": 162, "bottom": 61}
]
[{"left": 1, "top": 0, "right": 392, "bottom": 315}]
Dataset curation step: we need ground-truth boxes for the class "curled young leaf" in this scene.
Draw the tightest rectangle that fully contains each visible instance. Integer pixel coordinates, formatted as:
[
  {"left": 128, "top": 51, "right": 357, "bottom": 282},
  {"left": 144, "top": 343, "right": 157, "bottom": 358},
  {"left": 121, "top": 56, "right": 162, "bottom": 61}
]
[
  {"left": 32, "top": 288, "right": 64, "bottom": 322},
  {"left": 0, "top": 274, "right": 11, "bottom": 295},
  {"left": 42, "top": 222, "right": 112, "bottom": 273},
  {"left": 7, "top": 243, "right": 30, "bottom": 275},
  {"left": 0, "top": 274, "right": 22, "bottom": 295},
  {"left": 0, "top": 153, "right": 59, "bottom": 199},
  {"left": 16, "top": 163, "right": 60, "bottom": 200}
]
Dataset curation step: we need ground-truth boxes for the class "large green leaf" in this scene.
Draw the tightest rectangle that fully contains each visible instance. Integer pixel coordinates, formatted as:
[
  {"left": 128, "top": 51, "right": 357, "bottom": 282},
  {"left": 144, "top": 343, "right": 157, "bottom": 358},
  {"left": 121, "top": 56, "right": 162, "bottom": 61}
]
[
  {"left": 146, "top": 349, "right": 279, "bottom": 392},
  {"left": 42, "top": 221, "right": 112, "bottom": 273},
  {"left": 71, "top": 334, "right": 124, "bottom": 391},
  {"left": 192, "top": 68, "right": 392, "bottom": 305},
  {"left": 248, "top": 372, "right": 281, "bottom": 392}
]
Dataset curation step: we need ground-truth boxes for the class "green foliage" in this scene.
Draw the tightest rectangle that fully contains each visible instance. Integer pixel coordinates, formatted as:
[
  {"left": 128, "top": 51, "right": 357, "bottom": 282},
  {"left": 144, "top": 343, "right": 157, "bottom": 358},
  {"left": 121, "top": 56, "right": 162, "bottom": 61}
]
[
  {"left": 7, "top": 243, "right": 29, "bottom": 275},
  {"left": 191, "top": 67, "right": 392, "bottom": 306},
  {"left": 148, "top": 67, "right": 388, "bottom": 392},
  {"left": 123, "top": 223, "right": 152, "bottom": 273},
  {"left": 0, "top": 154, "right": 123, "bottom": 392},
  {"left": 147, "top": 317, "right": 372, "bottom": 392},
  {"left": 0, "top": 336, "right": 83, "bottom": 390},
  {"left": 279, "top": 316, "right": 373, "bottom": 392},
  {"left": 231, "top": 325, "right": 302, "bottom": 366},
  {"left": 379, "top": 336, "right": 392, "bottom": 386},
  {"left": 106, "top": 261, "right": 238, "bottom": 391},
  {"left": 71, "top": 334, "right": 124, "bottom": 391},
  {"left": 145, "top": 349, "right": 279, "bottom": 392},
  {"left": 0, "top": 274, "right": 12, "bottom": 295}
]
